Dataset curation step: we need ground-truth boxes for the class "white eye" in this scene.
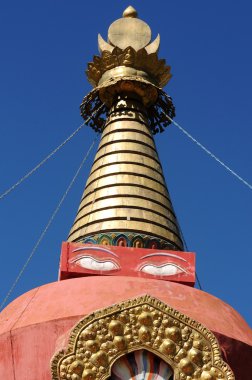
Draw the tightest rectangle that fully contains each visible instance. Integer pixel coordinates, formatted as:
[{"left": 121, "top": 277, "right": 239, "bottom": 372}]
[
  {"left": 139, "top": 263, "right": 186, "bottom": 276},
  {"left": 72, "top": 256, "right": 119, "bottom": 271}
]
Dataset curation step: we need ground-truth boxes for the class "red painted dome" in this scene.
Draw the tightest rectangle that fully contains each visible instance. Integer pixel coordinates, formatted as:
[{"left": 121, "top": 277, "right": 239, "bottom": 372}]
[{"left": 0, "top": 276, "right": 251, "bottom": 379}]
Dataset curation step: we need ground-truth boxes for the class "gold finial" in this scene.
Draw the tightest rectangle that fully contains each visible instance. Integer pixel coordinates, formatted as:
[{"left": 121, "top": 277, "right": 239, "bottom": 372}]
[
  {"left": 123, "top": 5, "right": 138, "bottom": 18},
  {"left": 90, "top": 6, "right": 172, "bottom": 89}
]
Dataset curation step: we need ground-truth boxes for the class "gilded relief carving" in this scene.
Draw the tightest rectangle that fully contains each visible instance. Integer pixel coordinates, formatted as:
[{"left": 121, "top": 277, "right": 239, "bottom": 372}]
[
  {"left": 86, "top": 47, "right": 172, "bottom": 88},
  {"left": 51, "top": 295, "right": 234, "bottom": 380}
]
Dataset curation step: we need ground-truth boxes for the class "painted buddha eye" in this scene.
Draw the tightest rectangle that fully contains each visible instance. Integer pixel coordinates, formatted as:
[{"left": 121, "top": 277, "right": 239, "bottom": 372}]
[
  {"left": 139, "top": 263, "right": 186, "bottom": 276},
  {"left": 71, "top": 255, "right": 119, "bottom": 271}
]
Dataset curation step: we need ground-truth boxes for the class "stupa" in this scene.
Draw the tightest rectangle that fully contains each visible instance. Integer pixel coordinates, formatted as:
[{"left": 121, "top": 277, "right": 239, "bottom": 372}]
[{"left": 0, "top": 6, "right": 251, "bottom": 380}]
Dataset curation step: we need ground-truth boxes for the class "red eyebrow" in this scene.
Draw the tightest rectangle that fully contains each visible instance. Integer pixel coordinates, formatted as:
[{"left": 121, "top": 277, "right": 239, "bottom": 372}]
[
  {"left": 140, "top": 252, "right": 187, "bottom": 262},
  {"left": 72, "top": 247, "right": 119, "bottom": 257}
]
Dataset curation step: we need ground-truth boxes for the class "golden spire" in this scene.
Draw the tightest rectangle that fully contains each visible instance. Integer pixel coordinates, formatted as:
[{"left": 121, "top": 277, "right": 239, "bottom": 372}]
[
  {"left": 122, "top": 5, "right": 138, "bottom": 18},
  {"left": 68, "top": 8, "right": 184, "bottom": 251}
]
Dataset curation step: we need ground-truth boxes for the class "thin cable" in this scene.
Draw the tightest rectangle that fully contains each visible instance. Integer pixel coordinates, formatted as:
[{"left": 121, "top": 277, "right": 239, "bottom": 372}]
[
  {"left": 176, "top": 214, "right": 203, "bottom": 290},
  {"left": 0, "top": 123, "right": 84, "bottom": 200},
  {"left": 164, "top": 107, "right": 252, "bottom": 288},
  {"left": 167, "top": 114, "right": 252, "bottom": 191},
  {"left": 0, "top": 103, "right": 104, "bottom": 201},
  {"left": 195, "top": 272, "right": 203, "bottom": 291},
  {"left": 0, "top": 135, "right": 98, "bottom": 311}
]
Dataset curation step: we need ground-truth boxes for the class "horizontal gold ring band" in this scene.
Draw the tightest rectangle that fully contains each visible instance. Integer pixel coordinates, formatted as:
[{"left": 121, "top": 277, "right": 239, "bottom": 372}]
[
  {"left": 90, "top": 161, "right": 164, "bottom": 181},
  {"left": 84, "top": 172, "right": 167, "bottom": 193},
  {"left": 101, "top": 120, "right": 152, "bottom": 134},
  {"left": 86, "top": 164, "right": 165, "bottom": 188},
  {"left": 94, "top": 142, "right": 159, "bottom": 163},
  {"left": 101, "top": 127, "right": 153, "bottom": 143},
  {"left": 75, "top": 200, "right": 177, "bottom": 228},
  {"left": 70, "top": 209, "right": 180, "bottom": 237},
  {"left": 91, "top": 153, "right": 162, "bottom": 174},
  {"left": 72, "top": 209, "right": 179, "bottom": 238},
  {"left": 78, "top": 185, "right": 173, "bottom": 212},
  {"left": 97, "top": 139, "right": 156, "bottom": 156},
  {"left": 80, "top": 182, "right": 172, "bottom": 207},
  {"left": 100, "top": 132, "right": 154, "bottom": 148},
  {"left": 82, "top": 174, "right": 169, "bottom": 199},
  {"left": 92, "top": 149, "right": 161, "bottom": 168}
]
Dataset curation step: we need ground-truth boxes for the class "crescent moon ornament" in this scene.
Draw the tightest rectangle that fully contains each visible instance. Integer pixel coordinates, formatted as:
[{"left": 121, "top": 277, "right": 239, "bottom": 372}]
[
  {"left": 98, "top": 33, "right": 114, "bottom": 53},
  {"left": 145, "top": 34, "right": 160, "bottom": 54}
]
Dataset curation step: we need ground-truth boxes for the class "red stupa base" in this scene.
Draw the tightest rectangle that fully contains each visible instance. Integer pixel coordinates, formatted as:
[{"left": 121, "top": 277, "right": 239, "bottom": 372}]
[{"left": 0, "top": 276, "right": 251, "bottom": 379}]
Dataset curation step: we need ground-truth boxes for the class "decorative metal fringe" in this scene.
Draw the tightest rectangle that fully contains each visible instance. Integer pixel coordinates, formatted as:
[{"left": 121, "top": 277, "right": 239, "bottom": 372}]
[{"left": 80, "top": 78, "right": 175, "bottom": 135}]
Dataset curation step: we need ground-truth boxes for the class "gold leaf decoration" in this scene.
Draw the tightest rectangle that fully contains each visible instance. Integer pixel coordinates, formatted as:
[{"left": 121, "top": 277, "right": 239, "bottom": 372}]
[{"left": 51, "top": 295, "right": 234, "bottom": 380}]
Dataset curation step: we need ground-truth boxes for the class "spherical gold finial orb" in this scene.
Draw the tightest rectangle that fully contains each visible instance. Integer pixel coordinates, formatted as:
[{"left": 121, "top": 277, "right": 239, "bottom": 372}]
[{"left": 123, "top": 5, "right": 138, "bottom": 18}]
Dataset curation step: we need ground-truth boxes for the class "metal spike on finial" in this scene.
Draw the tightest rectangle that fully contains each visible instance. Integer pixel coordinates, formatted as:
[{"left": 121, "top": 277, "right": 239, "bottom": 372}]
[{"left": 123, "top": 5, "right": 138, "bottom": 18}]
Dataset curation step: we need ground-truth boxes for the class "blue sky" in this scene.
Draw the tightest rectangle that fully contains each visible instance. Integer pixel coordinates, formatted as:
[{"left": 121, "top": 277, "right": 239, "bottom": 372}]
[{"left": 0, "top": 1, "right": 251, "bottom": 327}]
